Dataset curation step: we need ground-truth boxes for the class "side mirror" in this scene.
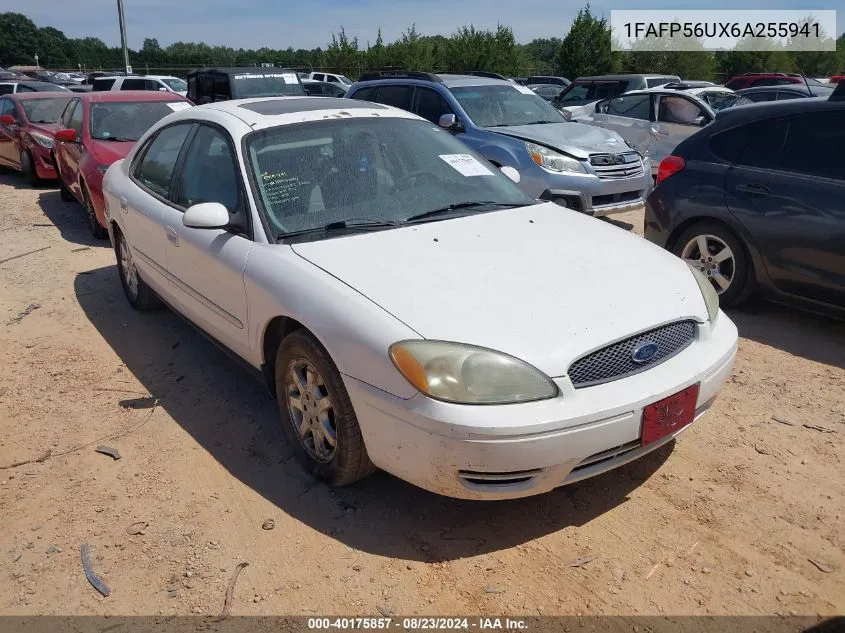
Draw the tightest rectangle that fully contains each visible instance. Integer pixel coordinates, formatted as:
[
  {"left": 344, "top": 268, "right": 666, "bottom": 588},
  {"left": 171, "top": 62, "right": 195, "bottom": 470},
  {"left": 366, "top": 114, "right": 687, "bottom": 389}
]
[
  {"left": 0, "top": 114, "right": 16, "bottom": 126},
  {"left": 438, "top": 113, "right": 459, "bottom": 130},
  {"left": 499, "top": 165, "right": 521, "bottom": 184},
  {"left": 54, "top": 128, "right": 77, "bottom": 143},
  {"left": 182, "top": 202, "right": 230, "bottom": 229}
]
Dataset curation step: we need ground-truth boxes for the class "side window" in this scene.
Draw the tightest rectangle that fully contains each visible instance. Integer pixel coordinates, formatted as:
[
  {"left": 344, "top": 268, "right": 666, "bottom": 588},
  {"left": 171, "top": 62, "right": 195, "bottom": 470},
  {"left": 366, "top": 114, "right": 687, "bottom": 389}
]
[
  {"left": 17, "top": 85, "right": 35, "bottom": 93},
  {"left": 313, "top": 73, "right": 325, "bottom": 82},
  {"left": 775, "top": 91, "right": 801, "bottom": 100},
  {"left": 751, "top": 77, "right": 779, "bottom": 87},
  {"left": 0, "top": 85, "right": 14, "bottom": 96},
  {"left": 175, "top": 125, "right": 243, "bottom": 218},
  {"left": 0, "top": 98, "right": 14, "bottom": 118},
  {"left": 374, "top": 85, "right": 412, "bottom": 110},
  {"left": 602, "top": 94, "right": 651, "bottom": 120},
  {"left": 67, "top": 101, "right": 84, "bottom": 135},
  {"left": 212, "top": 75, "right": 230, "bottom": 100},
  {"left": 594, "top": 81, "right": 627, "bottom": 99},
  {"left": 710, "top": 125, "right": 750, "bottom": 162},
  {"left": 780, "top": 111, "right": 845, "bottom": 180},
  {"left": 133, "top": 124, "right": 193, "bottom": 198},
  {"left": 60, "top": 99, "right": 78, "bottom": 128},
  {"left": 745, "top": 91, "right": 776, "bottom": 102},
  {"left": 349, "top": 86, "right": 376, "bottom": 101},
  {"left": 657, "top": 96, "right": 706, "bottom": 125},
  {"left": 147, "top": 80, "right": 162, "bottom": 91},
  {"left": 414, "top": 87, "right": 453, "bottom": 124},
  {"left": 121, "top": 78, "right": 147, "bottom": 90},
  {"left": 187, "top": 75, "right": 196, "bottom": 99},
  {"left": 736, "top": 116, "right": 789, "bottom": 169},
  {"left": 92, "top": 78, "right": 116, "bottom": 91}
]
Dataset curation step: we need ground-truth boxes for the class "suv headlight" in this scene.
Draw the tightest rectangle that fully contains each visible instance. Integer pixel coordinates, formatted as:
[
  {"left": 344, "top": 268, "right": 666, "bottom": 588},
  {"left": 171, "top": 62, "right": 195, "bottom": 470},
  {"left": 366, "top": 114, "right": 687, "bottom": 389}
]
[
  {"left": 389, "top": 340, "right": 559, "bottom": 404},
  {"left": 30, "top": 131, "right": 54, "bottom": 149},
  {"left": 525, "top": 142, "right": 586, "bottom": 174},
  {"left": 687, "top": 264, "right": 720, "bottom": 322}
]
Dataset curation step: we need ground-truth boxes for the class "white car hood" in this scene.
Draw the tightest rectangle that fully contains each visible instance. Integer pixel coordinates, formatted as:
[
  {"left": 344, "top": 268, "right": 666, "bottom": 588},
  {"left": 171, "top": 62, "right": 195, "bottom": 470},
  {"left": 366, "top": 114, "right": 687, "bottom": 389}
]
[{"left": 291, "top": 203, "right": 707, "bottom": 377}]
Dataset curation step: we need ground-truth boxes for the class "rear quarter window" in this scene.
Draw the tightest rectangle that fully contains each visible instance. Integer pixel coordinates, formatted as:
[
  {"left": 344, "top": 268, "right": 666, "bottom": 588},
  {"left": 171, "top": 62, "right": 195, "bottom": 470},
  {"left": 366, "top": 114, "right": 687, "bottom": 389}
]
[
  {"left": 709, "top": 125, "right": 750, "bottom": 162},
  {"left": 348, "top": 86, "right": 377, "bottom": 101}
]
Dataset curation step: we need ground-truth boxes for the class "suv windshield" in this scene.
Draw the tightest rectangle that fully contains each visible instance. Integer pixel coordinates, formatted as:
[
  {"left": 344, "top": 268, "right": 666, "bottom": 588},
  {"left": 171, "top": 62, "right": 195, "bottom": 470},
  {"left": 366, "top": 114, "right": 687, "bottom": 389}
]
[
  {"left": 232, "top": 72, "right": 304, "bottom": 98},
  {"left": 557, "top": 80, "right": 628, "bottom": 106},
  {"left": 450, "top": 85, "right": 567, "bottom": 127},
  {"left": 21, "top": 97, "right": 70, "bottom": 123},
  {"left": 89, "top": 101, "right": 184, "bottom": 141},
  {"left": 245, "top": 118, "right": 535, "bottom": 242},
  {"left": 161, "top": 77, "right": 187, "bottom": 91},
  {"left": 703, "top": 92, "right": 752, "bottom": 111}
]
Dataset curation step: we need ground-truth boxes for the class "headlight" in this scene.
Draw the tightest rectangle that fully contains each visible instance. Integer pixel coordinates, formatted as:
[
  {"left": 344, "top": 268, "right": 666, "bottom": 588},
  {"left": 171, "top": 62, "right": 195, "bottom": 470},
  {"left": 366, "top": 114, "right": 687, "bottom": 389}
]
[
  {"left": 30, "top": 131, "right": 54, "bottom": 149},
  {"left": 525, "top": 142, "right": 586, "bottom": 174},
  {"left": 389, "top": 340, "right": 559, "bottom": 405},
  {"left": 687, "top": 264, "right": 720, "bottom": 322},
  {"left": 96, "top": 164, "right": 110, "bottom": 175}
]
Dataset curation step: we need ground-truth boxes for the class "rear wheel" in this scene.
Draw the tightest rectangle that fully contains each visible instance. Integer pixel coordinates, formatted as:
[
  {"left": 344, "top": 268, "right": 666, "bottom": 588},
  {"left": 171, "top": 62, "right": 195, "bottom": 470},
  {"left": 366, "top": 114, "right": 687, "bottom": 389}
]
[
  {"left": 274, "top": 330, "right": 375, "bottom": 486},
  {"left": 20, "top": 151, "right": 41, "bottom": 187},
  {"left": 82, "top": 184, "right": 107, "bottom": 239},
  {"left": 115, "top": 229, "right": 159, "bottom": 311},
  {"left": 672, "top": 222, "right": 753, "bottom": 307}
]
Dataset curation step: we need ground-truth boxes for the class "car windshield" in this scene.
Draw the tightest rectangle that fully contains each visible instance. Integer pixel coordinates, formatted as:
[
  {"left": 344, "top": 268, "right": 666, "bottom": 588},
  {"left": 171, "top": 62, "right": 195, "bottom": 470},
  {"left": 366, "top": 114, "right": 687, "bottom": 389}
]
[
  {"left": 161, "top": 77, "right": 187, "bottom": 91},
  {"left": 231, "top": 72, "right": 305, "bottom": 98},
  {"left": 89, "top": 101, "right": 183, "bottom": 141},
  {"left": 557, "top": 81, "right": 627, "bottom": 106},
  {"left": 244, "top": 117, "right": 535, "bottom": 242},
  {"left": 335, "top": 75, "right": 352, "bottom": 85},
  {"left": 450, "top": 85, "right": 567, "bottom": 127},
  {"left": 21, "top": 97, "right": 70, "bottom": 123}
]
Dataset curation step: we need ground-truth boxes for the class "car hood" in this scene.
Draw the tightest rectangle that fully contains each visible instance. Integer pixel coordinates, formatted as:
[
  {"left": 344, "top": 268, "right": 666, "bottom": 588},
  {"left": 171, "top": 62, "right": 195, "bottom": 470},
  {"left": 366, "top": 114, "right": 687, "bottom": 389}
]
[
  {"left": 290, "top": 203, "right": 707, "bottom": 378},
  {"left": 89, "top": 139, "right": 135, "bottom": 165},
  {"left": 489, "top": 122, "right": 629, "bottom": 159}
]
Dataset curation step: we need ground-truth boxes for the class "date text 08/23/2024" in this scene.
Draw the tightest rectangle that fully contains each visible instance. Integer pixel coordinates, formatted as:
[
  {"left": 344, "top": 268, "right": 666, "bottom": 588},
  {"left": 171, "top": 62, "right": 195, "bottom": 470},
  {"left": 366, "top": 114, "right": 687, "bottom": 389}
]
[{"left": 307, "top": 617, "right": 528, "bottom": 630}]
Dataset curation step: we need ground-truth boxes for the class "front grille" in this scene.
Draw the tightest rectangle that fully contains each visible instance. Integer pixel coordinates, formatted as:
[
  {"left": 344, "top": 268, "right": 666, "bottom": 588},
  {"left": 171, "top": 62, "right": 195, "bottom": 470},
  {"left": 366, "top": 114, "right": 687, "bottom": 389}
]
[
  {"left": 568, "top": 321, "right": 697, "bottom": 388},
  {"left": 589, "top": 152, "right": 644, "bottom": 179},
  {"left": 591, "top": 190, "right": 641, "bottom": 208}
]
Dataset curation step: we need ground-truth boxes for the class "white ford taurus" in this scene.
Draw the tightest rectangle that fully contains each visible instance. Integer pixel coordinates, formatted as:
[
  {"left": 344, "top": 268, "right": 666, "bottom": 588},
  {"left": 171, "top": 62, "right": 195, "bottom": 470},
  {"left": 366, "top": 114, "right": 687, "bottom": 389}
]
[{"left": 102, "top": 96, "right": 738, "bottom": 500}]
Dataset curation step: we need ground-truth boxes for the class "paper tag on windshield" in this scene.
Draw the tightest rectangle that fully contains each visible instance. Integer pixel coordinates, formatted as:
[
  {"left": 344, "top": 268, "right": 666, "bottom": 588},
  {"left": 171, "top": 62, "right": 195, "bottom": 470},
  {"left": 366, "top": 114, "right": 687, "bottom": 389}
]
[
  {"left": 439, "top": 154, "right": 494, "bottom": 177},
  {"left": 282, "top": 72, "right": 298, "bottom": 84},
  {"left": 167, "top": 102, "right": 192, "bottom": 112},
  {"left": 514, "top": 85, "right": 535, "bottom": 95}
]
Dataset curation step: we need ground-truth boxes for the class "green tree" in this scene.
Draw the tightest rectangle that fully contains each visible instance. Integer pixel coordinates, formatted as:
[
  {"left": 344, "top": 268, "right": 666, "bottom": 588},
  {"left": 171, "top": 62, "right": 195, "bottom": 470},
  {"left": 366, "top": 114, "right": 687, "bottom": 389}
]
[
  {"left": 0, "top": 12, "right": 41, "bottom": 66},
  {"left": 521, "top": 37, "right": 561, "bottom": 73},
  {"left": 623, "top": 24, "right": 715, "bottom": 80},
  {"left": 556, "top": 4, "right": 619, "bottom": 79},
  {"left": 324, "top": 27, "right": 360, "bottom": 73}
]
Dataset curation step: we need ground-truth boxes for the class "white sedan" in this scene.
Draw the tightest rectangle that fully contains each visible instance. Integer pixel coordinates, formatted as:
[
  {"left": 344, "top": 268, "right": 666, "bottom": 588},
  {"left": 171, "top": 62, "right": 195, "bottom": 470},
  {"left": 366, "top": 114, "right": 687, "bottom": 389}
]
[{"left": 102, "top": 96, "right": 738, "bottom": 500}]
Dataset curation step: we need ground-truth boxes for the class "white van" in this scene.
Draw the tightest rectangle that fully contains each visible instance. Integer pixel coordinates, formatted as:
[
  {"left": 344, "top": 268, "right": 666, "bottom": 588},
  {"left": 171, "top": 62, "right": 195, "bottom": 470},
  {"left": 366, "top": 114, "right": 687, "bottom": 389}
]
[{"left": 91, "top": 75, "right": 187, "bottom": 97}]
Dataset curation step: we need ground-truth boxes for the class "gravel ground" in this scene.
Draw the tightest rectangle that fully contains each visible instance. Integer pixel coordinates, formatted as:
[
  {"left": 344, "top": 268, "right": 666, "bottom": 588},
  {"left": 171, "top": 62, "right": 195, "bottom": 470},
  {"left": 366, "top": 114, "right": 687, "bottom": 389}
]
[{"left": 0, "top": 174, "right": 843, "bottom": 618}]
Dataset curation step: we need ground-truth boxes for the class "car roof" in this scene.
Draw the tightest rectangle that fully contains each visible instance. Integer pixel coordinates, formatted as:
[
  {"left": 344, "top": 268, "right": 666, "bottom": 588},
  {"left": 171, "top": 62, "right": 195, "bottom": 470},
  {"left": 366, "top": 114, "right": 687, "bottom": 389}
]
[
  {"left": 6, "top": 81, "right": 64, "bottom": 90},
  {"left": 712, "top": 95, "right": 842, "bottom": 126},
  {"left": 636, "top": 86, "right": 733, "bottom": 95},
  {"left": 74, "top": 90, "right": 190, "bottom": 103},
  {"left": 737, "top": 84, "right": 833, "bottom": 94},
  {"left": 573, "top": 74, "right": 678, "bottom": 82},
  {"left": 9, "top": 91, "right": 73, "bottom": 101},
  {"left": 173, "top": 96, "right": 419, "bottom": 130},
  {"left": 351, "top": 73, "right": 515, "bottom": 89},
  {"left": 187, "top": 67, "right": 297, "bottom": 76}
]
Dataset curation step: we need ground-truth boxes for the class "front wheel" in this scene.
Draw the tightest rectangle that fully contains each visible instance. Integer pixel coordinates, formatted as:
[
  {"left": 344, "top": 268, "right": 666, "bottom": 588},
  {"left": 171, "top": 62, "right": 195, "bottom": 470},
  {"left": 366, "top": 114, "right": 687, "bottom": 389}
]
[
  {"left": 115, "top": 229, "right": 159, "bottom": 311},
  {"left": 274, "top": 330, "right": 375, "bottom": 486},
  {"left": 673, "top": 222, "right": 752, "bottom": 307}
]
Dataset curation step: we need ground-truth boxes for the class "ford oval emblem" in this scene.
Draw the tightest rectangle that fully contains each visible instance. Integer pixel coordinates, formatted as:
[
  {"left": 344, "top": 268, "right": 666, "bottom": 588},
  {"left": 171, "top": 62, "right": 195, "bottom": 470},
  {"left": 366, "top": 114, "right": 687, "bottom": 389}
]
[{"left": 632, "top": 342, "right": 659, "bottom": 364}]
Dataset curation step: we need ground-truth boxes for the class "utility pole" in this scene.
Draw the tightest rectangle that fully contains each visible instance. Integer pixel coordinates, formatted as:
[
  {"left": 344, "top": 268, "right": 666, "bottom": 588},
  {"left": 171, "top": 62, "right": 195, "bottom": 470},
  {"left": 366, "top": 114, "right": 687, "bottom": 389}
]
[{"left": 117, "top": 0, "right": 131, "bottom": 74}]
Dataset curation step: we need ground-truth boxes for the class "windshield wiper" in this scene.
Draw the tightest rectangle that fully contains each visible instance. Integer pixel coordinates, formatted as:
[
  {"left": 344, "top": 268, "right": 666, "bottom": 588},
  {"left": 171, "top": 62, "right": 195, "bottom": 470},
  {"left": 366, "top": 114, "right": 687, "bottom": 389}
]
[
  {"left": 277, "top": 218, "right": 401, "bottom": 241},
  {"left": 404, "top": 201, "right": 515, "bottom": 224}
]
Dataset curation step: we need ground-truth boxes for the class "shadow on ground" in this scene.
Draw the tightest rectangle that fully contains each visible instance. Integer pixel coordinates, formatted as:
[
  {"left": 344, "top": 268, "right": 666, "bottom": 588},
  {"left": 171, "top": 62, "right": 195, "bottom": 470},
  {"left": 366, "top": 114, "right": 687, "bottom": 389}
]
[
  {"left": 74, "top": 265, "right": 678, "bottom": 562},
  {"left": 727, "top": 299, "right": 845, "bottom": 370},
  {"left": 36, "top": 187, "right": 108, "bottom": 249}
]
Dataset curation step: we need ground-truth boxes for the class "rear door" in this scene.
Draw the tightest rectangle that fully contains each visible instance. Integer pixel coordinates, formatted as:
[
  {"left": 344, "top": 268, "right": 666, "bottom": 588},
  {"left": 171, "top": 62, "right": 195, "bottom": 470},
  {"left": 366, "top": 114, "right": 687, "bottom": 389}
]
[
  {"left": 724, "top": 110, "right": 845, "bottom": 306},
  {"left": 124, "top": 122, "right": 195, "bottom": 296}
]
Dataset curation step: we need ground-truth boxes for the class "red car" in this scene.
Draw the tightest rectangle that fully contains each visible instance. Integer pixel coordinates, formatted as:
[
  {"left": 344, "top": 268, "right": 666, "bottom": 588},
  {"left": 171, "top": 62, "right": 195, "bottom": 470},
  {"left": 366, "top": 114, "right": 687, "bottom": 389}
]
[
  {"left": 830, "top": 75, "right": 845, "bottom": 84},
  {"left": 724, "top": 73, "right": 811, "bottom": 90},
  {"left": 53, "top": 90, "right": 192, "bottom": 238},
  {"left": 0, "top": 91, "right": 73, "bottom": 185}
]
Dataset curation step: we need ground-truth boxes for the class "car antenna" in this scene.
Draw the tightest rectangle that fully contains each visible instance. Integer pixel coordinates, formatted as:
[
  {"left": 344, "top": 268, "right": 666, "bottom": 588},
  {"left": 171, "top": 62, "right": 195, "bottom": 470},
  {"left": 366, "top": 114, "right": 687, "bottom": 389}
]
[{"left": 798, "top": 66, "right": 812, "bottom": 96}]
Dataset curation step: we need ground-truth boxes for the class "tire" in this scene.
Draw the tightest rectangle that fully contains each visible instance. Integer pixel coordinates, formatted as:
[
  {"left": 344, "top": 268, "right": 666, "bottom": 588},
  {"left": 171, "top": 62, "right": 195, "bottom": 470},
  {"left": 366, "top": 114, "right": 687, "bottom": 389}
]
[
  {"left": 59, "top": 179, "right": 74, "bottom": 202},
  {"left": 274, "top": 330, "right": 375, "bottom": 486},
  {"left": 82, "top": 184, "right": 107, "bottom": 239},
  {"left": 672, "top": 221, "right": 753, "bottom": 307},
  {"left": 114, "top": 229, "right": 160, "bottom": 311},
  {"left": 20, "top": 151, "right": 41, "bottom": 187}
]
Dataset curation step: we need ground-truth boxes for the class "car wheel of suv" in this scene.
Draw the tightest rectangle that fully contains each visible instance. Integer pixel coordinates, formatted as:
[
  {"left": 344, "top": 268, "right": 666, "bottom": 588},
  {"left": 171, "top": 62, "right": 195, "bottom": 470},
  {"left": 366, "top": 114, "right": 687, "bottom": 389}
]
[
  {"left": 82, "top": 184, "right": 107, "bottom": 239},
  {"left": 115, "top": 229, "right": 159, "bottom": 311},
  {"left": 20, "top": 151, "right": 41, "bottom": 187},
  {"left": 673, "top": 222, "right": 752, "bottom": 307},
  {"left": 275, "top": 330, "right": 375, "bottom": 486}
]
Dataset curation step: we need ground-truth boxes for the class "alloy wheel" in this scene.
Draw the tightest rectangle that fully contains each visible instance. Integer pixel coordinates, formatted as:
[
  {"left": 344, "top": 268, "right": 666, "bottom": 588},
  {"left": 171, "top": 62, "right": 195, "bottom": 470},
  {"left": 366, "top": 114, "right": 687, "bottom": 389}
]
[
  {"left": 681, "top": 234, "right": 735, "bottom": 295},
  {"left": 285, "top": 359, "right": 337, "bottom": 463},
  {"left": 119, "top": 237, "right": 139, "bottom": 299}
]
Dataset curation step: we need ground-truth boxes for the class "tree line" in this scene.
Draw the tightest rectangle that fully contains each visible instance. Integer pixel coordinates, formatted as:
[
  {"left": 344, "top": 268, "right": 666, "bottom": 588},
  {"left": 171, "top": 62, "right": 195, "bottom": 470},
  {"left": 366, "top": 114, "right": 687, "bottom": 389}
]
[{"left": 1, "top": 6, "right": 843, "bottom": 80}]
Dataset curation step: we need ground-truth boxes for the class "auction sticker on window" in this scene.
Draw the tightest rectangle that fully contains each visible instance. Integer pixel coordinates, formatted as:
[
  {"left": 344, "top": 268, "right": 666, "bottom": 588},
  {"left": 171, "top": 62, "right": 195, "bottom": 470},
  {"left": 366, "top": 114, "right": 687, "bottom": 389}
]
[
  {"left": 439, "top": 154, "right": 493, "bottom": 176},
  {"left": 166, "top": 102, "right": 192, "bottom": 112},
  {"left": 282, "top": 72, "right": 298, "bottom": 84}
]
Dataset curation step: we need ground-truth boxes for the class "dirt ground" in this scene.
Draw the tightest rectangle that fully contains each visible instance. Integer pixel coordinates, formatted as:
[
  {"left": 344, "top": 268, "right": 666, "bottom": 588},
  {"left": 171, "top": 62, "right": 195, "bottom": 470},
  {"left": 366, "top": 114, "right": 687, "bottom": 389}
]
[{"left": 1, "top": 173, "right": 843, "bottom": 619}]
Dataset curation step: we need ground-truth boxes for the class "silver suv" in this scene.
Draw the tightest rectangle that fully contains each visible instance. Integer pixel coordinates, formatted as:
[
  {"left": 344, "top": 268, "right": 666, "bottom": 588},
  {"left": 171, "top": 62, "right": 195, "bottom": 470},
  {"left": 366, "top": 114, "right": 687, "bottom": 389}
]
[{"left": 346, "top": 71, "right": 652, "bottom": 217}]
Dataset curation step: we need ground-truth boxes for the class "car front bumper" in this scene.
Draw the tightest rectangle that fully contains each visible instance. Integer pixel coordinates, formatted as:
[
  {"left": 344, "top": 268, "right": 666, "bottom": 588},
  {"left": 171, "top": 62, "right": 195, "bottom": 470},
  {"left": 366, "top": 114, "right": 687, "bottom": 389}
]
[{"left": 345, "top": 314, "right": 737, "bottom": 500}]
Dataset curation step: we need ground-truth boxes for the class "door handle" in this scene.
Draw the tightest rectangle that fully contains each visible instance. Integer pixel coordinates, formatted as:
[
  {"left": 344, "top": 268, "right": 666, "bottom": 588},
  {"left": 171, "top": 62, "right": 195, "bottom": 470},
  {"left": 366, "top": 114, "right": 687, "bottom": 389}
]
[
  {"left": 119, "top": 195, "right": 128, "bottom": 213},
  {"left": 166, "top": 226, "right": 179, "bottom": 246},
  {"left": 735, "top": 183, "right": 769, "bottom": 196}
]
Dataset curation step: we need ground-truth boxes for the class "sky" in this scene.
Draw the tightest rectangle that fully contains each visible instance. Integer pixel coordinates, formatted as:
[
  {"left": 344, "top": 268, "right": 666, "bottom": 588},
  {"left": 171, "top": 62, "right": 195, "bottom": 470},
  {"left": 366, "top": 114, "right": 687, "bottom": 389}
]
[{"left": 4, "top": 0, "right": 843, "bottom": 50}]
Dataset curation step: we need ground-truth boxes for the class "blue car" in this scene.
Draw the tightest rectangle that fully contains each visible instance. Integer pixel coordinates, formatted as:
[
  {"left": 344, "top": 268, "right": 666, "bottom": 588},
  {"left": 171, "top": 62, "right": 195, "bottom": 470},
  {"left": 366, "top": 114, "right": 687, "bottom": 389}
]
[{"left": 346, "top": 71, "right": 653, "bottom": 217}]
